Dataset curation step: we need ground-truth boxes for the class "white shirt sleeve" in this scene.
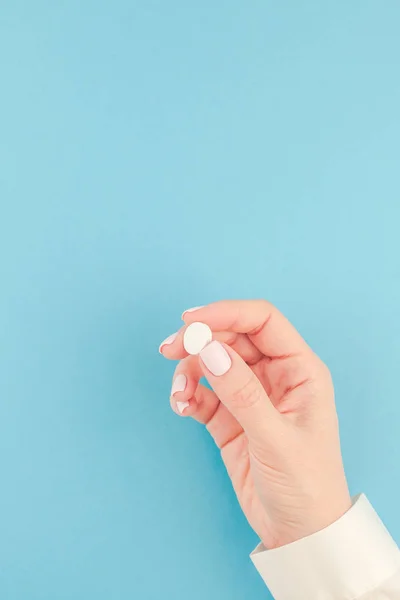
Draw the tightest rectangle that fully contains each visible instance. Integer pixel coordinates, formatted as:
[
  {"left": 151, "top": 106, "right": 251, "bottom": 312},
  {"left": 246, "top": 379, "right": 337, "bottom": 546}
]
[{"left": 251, "top": 494, "right": 400, "bottom": 600}]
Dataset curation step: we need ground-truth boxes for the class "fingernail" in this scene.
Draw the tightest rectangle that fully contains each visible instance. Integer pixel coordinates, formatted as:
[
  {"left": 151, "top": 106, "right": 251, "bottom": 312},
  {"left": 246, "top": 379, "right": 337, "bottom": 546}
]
[
  {"left": 159, "top": 332, "right": 178, "bottom": 353},
  {"left": 200, "top": 341, "right": 232, "bottom": 376},
  {"left": 182, "top": 305, "right": 204, "bottom": 318},
  {"left": 171, "top": 374, "right": 187, "bottom": 396},
  {"left": 176, "top": 400, "right": 190, "bottom": 414}
]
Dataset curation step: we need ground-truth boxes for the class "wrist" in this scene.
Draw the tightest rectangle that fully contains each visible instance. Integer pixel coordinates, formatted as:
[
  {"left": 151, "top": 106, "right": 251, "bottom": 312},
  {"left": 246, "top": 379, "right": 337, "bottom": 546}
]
[{"left": 265, "top": 490, "right": 352, "bottom": 549}]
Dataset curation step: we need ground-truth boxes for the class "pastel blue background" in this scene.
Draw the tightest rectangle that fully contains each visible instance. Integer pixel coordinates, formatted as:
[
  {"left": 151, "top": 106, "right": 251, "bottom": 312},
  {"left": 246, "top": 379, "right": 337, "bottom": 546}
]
[{"left": 1, "top": 1, "right": 399, "bottom": 598}]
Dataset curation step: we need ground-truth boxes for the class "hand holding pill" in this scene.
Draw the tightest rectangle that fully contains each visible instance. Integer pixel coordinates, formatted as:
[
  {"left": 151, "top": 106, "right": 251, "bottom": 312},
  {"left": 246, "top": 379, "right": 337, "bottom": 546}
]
[{"left": 159, "top": 300, "right": 351, "bottom": 550}]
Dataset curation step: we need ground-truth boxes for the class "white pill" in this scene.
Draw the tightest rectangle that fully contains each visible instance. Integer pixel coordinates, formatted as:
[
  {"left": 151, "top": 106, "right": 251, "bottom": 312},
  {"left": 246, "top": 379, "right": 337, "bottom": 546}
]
[{"left": 183, "top": 322, "right": 213, "bottom": 355}]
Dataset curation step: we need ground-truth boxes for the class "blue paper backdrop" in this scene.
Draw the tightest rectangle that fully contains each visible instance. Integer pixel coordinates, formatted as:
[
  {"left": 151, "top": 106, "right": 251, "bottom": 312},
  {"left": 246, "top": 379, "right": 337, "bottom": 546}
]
[{"left": 1, "top": 2, "right": 399, "bottom": 598}]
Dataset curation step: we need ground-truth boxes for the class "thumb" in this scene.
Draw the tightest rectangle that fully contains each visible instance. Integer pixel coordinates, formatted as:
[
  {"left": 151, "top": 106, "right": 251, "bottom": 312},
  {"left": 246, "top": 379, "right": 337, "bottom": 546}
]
[{"left": 199, "top": 341, "right": 279, "bottom": 442}]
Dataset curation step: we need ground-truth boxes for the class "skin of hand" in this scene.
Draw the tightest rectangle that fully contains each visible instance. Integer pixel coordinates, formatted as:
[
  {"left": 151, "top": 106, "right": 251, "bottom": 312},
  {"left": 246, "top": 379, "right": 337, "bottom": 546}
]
[{"left": 159, "top": 300, "right": 352, "bottom": 549}]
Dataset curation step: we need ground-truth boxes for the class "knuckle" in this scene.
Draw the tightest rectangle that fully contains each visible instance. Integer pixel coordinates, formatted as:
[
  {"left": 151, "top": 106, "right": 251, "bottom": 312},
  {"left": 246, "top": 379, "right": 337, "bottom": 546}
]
[
  {"left": 309, "top": 352, "right": 332, "bottom": 383},
  {"left": 319, "top": 359, "right": 332, "bottom": 382},
  {"left": 256, "top": 298, "right": 274, "bottom": 316},
  {"left": 258, "top": 298, "right": 272, "bottom": 309},
  {"left": 230, "top": 376, "right": 263, "bottom": 409}
]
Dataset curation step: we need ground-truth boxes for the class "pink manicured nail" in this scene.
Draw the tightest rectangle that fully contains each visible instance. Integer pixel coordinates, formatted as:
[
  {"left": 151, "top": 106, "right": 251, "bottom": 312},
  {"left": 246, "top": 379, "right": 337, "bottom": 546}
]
[
  {"left": 182, "top": 305, "right": 204, "bottom": 318},
  {"left": 171, "top": 374, "right": 187, "bottom": 396},
  {"left": 200, "top": 341, "right": 231, "bottom": 376},
  {"left": 159, "top": 332, "right": 178, "bottom": 353},
  {"left": 176, "top": 400, "right": 190, "bottom": 414}
]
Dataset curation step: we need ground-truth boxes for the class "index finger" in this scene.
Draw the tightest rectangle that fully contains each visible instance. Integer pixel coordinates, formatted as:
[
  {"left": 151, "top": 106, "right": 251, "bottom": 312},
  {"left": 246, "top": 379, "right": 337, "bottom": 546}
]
[
  {"left": 182, "top": 299, "right": 311, "bottom": 359},
  {"left": 160, "top": 326, "right": 262, "bottom": 364}
]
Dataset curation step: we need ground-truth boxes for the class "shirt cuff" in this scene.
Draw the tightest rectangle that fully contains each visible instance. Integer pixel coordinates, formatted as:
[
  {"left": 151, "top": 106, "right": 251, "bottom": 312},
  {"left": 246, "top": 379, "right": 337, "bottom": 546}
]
[{"left": 250, "top": 494, "right": 400, "bottom": 600}]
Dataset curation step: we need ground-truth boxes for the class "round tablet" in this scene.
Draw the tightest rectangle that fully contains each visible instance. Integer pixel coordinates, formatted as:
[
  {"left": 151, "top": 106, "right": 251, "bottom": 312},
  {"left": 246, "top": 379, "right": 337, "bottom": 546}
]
[{"left": 183, "top": 322, "right": 212, "bottom": 355}]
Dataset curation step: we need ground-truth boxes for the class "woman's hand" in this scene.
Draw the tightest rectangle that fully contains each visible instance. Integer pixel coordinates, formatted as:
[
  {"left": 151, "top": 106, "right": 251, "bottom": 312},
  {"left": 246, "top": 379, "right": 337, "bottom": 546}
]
[{"left": 159, "top": 300, "right": 352, "bottom": 549}]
